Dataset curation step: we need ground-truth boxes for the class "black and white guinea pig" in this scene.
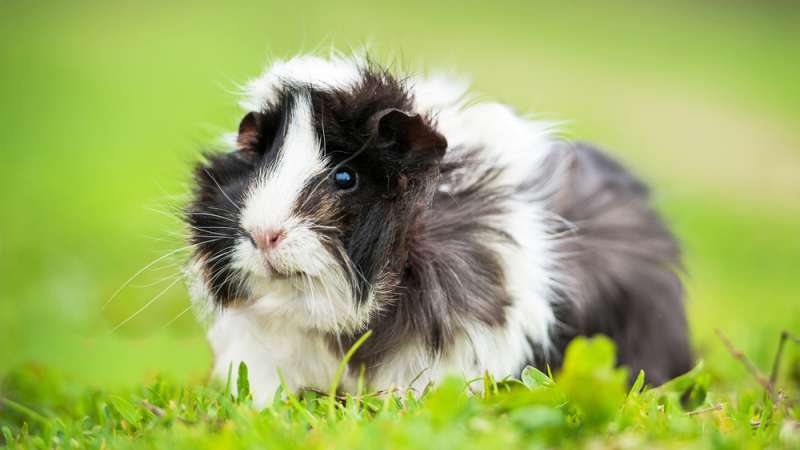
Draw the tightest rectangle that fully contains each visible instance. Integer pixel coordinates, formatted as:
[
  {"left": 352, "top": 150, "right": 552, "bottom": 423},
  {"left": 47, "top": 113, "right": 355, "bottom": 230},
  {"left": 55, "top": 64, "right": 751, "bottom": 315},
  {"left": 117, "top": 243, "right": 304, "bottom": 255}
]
[{"left": 185, "top": 53, "right": 693, "bottom": 406}]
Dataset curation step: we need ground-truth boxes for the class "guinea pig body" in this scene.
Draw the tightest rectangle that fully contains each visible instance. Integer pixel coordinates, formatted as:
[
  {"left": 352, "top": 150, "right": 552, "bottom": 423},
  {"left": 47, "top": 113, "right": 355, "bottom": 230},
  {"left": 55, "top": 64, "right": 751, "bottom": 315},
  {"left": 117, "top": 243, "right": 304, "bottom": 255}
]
[{"left": 185, "top": 54, "right": 693, "bottom": 406}]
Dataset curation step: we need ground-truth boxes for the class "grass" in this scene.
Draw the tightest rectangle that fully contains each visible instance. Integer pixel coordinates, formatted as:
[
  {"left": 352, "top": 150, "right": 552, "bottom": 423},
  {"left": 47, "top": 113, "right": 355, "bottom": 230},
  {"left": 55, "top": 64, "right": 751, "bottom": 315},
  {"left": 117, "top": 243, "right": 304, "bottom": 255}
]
[
  {"left": 2, "top": 336, "right": 798, "bottom": 449},
  {"left": 0, "top": 0, "right": 799, "bottom": 448}
]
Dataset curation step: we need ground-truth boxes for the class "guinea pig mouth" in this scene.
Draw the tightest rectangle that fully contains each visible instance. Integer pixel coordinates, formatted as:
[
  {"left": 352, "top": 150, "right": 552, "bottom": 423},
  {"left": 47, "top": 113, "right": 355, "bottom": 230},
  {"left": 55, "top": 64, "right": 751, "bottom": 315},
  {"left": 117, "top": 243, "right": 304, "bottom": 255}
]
[
  {"left": 262, "top": 258, "right": 305, "bottom": 280},
  {"left": 269, "top": 268, "right": 304, "bottom": 280}
]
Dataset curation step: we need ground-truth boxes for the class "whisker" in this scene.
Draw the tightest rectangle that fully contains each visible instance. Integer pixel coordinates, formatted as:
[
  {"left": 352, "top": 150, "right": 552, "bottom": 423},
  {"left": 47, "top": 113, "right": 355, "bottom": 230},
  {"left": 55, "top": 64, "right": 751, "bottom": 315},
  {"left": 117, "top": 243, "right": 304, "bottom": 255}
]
[
  {"left": 102, "top": 241, "right": 221, "bottom": 310},
  {"left": 203, "top": 247, "right": 238, "bottom": 266},
  {"left": 204, "top": 252, "right": 241, "bottom": 287},
  {"left": 205, "top": 205, "right": 241, "bottom": 216},
  {"left": 183, "top": 224, "right": 242, "bottom": 239},
  {"left": 191, "top": 225, "right": 242, "bottom": 231},
  {"left": 203, "top": 169, "right": 241, "bottom": 212},
  {"left": 160, "top": 304, "right": 194, "bottom": 329},
  {"left": 111, "top": 276, "right": 183, "bottom": 333},
  {"left": 190, "top": 234, "right": 233, "bottom": 240},
  {"left": 130, "top": 272, "right": 184, "bottom": 289},
  {"left": 234, "top": 267, "right": 250, "bottom": 299},
  {"left": 186, "top": 211, "right": 237, "bottom": 223},
  {"left": 146, "top": 206, "right": 184, "bottom": 223}
]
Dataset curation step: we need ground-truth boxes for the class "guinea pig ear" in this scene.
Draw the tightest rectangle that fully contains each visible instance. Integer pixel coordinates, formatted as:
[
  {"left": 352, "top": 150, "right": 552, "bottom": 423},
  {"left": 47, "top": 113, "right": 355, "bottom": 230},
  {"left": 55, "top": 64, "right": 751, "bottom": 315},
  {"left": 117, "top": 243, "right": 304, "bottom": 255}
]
[
  {"left": 236, "top": 112, "right": 261, "bottom": 151},
  {"left": 371, "top": 108, "right": 447, "bottom": 159}
]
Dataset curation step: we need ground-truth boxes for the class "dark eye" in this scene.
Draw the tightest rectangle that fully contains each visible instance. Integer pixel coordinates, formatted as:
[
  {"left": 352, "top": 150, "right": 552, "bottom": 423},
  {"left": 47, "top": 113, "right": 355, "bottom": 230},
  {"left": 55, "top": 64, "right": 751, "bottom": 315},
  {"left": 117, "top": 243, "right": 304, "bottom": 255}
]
[{"left": 333, "top": 167, "right": 357, "bottom": 190}]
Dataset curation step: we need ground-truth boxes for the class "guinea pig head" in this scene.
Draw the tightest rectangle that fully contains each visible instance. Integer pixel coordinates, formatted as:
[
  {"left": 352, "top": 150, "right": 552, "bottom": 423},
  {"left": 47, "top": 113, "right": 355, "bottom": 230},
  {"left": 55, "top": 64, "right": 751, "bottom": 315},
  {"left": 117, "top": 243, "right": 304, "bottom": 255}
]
[{"left": 186, "top": 76, "right": 447, "bottom": 332}]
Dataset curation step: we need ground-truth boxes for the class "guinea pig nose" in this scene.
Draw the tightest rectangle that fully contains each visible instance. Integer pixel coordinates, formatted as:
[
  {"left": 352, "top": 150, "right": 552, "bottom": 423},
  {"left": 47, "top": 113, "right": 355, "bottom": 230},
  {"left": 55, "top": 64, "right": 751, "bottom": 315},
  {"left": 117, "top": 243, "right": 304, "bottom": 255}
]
[{"left": 249, "top": 228, "right": 286, "bottom": 250}]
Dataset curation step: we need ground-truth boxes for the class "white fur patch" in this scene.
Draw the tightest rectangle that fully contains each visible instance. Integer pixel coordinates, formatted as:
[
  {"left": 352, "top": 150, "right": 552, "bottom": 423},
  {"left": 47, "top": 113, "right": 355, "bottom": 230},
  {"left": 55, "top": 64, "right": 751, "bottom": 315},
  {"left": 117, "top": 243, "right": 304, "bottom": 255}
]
[
  {"left": 230, "top": 234, "right": 366, "bottom": 334},
  {"left": 208, "top": 305, "right": 347, "bottom": 406},
  {"left": 410, "top": 72, "right": 471, "bottom": 114},
  {"left": 241, "top": 93, "right": 325, "bottom": 234},
  {"left": 241, "top": 52, "right": 364, "bottom": 111}
]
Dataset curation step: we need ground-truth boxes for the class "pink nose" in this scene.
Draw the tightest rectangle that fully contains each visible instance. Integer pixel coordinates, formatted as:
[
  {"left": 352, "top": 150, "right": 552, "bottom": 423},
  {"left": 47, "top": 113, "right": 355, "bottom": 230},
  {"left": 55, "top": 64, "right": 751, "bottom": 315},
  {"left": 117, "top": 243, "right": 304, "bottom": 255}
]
[{"left": 249, "top": 228, "right": 285, "bottom": 250}]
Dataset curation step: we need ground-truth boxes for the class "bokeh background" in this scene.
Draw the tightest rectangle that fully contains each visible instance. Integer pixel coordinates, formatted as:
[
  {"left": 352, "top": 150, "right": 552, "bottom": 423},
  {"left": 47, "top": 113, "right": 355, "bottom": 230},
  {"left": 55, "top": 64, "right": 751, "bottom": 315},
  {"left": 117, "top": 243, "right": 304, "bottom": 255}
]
[{"left": 1, "top": 0, "right": 798, "bottom": 389}]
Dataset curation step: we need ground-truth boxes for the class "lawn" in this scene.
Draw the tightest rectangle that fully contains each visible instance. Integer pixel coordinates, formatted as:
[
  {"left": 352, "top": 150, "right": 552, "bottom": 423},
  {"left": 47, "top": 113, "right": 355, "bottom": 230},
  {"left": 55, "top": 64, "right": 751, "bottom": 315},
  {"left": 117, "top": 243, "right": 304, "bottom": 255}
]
[{"left": 1, "top": 0, "right": 799, "bottom": 448}]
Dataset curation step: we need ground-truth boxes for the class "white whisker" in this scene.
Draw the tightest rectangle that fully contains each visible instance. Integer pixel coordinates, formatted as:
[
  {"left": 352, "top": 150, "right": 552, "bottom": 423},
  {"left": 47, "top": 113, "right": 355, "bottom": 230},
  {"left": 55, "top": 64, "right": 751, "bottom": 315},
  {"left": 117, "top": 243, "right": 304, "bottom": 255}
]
[
  {"left": 111, "top": 276, "right": 183, "bottom": 333},
  {"left": 187, "top": 211, "right": 237, "bottom": 223},
  {"left": 203, "top": 168, "right": 242, "bottom": 212},
  {"left": 130, "top": 272, "right": 184, "bottom": 289},
  {"left": 160, "top": 304, "right": 194, "bottom": 329},
  {"left": 103, "top": 241, "right": 221, "bottom": 310}
]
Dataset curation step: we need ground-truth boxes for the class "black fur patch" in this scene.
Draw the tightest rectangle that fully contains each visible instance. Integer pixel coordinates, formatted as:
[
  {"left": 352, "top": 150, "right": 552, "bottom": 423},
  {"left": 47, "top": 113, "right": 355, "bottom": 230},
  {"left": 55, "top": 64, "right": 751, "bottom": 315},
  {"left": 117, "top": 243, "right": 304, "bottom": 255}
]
[
  {"left": 186, "top": 153, "right": 255, "bottom": 305},
  {"left": 338, "top": 149, "right": 516, "bottom": 369}
]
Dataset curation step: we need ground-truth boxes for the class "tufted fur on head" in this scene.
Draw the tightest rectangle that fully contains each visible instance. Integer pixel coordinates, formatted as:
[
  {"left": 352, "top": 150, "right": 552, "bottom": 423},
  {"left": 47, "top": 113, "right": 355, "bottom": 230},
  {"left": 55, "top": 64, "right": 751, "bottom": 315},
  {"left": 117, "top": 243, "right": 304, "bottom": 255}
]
[{"left": 185, "top": 53, "right": 692, "bottom": 406}]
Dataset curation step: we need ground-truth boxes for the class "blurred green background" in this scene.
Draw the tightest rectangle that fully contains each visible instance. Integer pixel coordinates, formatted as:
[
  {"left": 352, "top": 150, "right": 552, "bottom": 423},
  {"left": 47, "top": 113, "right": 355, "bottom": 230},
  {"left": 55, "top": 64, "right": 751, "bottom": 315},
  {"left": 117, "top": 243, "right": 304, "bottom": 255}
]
[{"left": 1, "top": 0, "right": 798, "bottom": 389}]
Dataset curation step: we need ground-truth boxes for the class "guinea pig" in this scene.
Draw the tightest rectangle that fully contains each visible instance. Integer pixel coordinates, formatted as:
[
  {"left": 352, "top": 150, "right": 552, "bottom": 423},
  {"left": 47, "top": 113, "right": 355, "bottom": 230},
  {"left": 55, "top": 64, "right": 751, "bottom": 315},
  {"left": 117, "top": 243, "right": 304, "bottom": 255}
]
[{"left": 184, "top": 53, "right": 693, "bottom": 406}]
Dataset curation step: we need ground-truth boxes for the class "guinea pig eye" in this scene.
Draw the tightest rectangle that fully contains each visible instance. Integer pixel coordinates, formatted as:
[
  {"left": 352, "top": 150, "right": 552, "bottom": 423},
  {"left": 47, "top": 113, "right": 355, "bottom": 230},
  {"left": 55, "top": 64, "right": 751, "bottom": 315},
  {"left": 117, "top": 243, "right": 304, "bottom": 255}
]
[{"left": 333, "top": 167, "right": 357, "bottom": 191}]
